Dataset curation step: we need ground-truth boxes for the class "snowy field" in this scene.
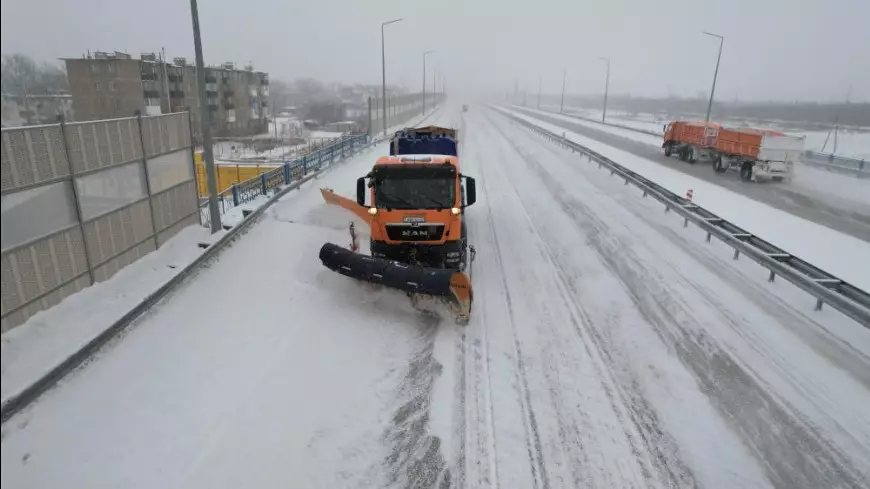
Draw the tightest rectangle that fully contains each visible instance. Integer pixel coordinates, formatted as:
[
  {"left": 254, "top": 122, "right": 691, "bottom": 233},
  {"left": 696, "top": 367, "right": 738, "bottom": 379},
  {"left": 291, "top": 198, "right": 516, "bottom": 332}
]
[{"left": 2, "top": 105, "right": 869, "bottom": 489}]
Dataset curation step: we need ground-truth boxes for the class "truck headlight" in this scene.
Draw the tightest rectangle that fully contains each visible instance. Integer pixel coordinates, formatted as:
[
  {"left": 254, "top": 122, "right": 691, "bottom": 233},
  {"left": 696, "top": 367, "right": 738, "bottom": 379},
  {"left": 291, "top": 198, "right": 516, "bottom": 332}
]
[
  {"left": 368, "top": 207, "right": 378, "bottom": 215},
  {"left": 451, "top": 207, "right": 460, "bottom": 215}
]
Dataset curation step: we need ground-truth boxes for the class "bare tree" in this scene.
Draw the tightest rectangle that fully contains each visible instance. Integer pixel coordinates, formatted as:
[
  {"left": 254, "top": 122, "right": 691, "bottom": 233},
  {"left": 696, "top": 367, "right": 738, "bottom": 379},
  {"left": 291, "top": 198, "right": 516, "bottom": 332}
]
[
  {"left": 1, "top": 54, "right": 69, "bottom": 96},
  {"left": 2, "top": 53, "right": 39, "bottom": 96}
]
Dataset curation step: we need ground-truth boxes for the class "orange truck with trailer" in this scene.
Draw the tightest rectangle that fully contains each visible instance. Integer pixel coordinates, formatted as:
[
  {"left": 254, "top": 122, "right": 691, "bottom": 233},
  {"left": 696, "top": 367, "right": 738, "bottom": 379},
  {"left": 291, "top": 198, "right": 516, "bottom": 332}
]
[
  {"left": 662, "top": 121, "right": 804, "bottom": 182},
  {"left": 318, "top": 126, "right": 477, "bottom": 323}
]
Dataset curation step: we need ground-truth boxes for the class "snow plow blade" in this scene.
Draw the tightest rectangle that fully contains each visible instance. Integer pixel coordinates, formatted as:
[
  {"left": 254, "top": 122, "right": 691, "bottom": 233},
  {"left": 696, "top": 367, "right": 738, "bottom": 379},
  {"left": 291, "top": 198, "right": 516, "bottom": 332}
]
[{"left": 319, "top": 242, "right": 472, "bottom": 324}]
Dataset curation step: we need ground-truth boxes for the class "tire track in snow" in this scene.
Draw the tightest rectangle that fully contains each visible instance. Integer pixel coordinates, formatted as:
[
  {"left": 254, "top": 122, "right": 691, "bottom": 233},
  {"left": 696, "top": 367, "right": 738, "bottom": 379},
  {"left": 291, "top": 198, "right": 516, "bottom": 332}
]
[
  {"left": 380, "top": 317, "right": 453, "bottom": 489},
  {"left": 483, "top": 111, "right": 697, "bottom": 488},
  {"left": 469, "top": 115, "right": 551, "bottom": 489},
  {"left": 457, "top": 113, "right": 501, "bottom": 489},
  {"left": 494, "top": 111, "right": 870, "bottom": 489}
]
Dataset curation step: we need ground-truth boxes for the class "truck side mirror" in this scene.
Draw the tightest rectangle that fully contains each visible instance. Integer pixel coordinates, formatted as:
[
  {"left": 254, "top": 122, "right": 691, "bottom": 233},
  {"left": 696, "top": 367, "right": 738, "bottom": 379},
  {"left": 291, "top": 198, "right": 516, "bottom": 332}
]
[
  {"left": 465, "top": 177, "right": 476, "bottom": 207},
  {"left": 356, "top": 177, "right": 366, "bottom": 206}
]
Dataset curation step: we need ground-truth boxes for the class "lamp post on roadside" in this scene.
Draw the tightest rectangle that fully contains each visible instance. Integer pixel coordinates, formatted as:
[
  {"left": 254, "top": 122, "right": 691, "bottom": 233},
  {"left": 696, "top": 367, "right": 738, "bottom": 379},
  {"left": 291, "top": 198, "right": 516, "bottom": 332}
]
[
  {"left": 702, "top": 31, "right": 724, "bottom": 123},
  {"left": 560, "top": 69, "right": 566, "bottom": 113},
  {"left": 433, "top": 66, "right": 437, "bottom": 108},
  {"left": 422, "top": 50, "right": 434, "bottom": 115},
  {"left": 381, "top": 18, "right": 402, "bottom": 136},
  {"left": 189, "top": 0, "right": 221, "bottom": 232},
  {"left": 600, "top": 57, "right": 610, "bottom": 123}
]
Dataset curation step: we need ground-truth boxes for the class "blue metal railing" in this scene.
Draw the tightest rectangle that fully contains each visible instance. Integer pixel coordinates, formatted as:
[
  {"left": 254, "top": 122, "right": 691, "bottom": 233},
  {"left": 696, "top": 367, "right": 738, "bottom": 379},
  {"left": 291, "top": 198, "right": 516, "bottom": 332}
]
[{"left": 200, "top": 133, "right": 369, "bottom": 226}]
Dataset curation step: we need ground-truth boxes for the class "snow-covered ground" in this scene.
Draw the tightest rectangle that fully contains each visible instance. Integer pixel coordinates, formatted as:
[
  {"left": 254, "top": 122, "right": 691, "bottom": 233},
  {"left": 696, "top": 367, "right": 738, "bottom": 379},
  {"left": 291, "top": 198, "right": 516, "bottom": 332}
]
[
  {"left": 802, "top": 130, "right": 870, "bottom": 159},
  {"left": 3, "top": 105, "right": 869, "bottom": 489},
  {"left": 0, "top": 225, "right": 224, "bottom": 405}
]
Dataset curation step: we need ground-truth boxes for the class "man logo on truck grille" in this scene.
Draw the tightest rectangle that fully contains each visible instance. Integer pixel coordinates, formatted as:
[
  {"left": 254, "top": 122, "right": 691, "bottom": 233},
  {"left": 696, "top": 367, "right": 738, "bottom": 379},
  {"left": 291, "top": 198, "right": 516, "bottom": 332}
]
[
  {"left": 401, "top": 229, "right": 428, "bottom": 238},
  {"left": 403, "top": 216, "right": 425, "bottom": 224}
]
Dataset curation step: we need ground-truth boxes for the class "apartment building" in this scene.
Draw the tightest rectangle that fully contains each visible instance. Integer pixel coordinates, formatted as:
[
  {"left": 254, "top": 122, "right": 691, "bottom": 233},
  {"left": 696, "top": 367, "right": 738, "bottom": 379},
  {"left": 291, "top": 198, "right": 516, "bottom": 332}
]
[{"left": 64, "top": 51, "right": 269, "bottom": 139}]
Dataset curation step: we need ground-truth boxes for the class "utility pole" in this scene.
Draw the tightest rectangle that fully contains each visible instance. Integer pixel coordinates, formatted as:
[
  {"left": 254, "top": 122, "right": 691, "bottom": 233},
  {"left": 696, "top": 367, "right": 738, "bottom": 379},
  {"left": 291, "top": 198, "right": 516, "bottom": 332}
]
[
  {"left": 273, "top": 107, "right": 279, "bottom": 160},
  {"left": 381, "top": 18, "right": 402, "bottom": 136},
  {"left": 190, "top": 0, "right": 221, "bottom": 232},
  {"left": 433, "top": 66, "right": 437, "bottom": 108},
  {"left": 703, "top": 31, "right": 724, "bottom": 122},
  {"left": 161, "top": 47, "right": 171, "bottom": 114},
  {"left": 600, "top": 57, "right": 610, "bottom": 123},
  {"left": 560, "top": 69, "right": 566, "bottom": 113},
  {"left": 422, "top": 50, "right": 434, "bottom": 114},
  {"left": 537, "top": 76, "right": 542, "bottom": 109}
]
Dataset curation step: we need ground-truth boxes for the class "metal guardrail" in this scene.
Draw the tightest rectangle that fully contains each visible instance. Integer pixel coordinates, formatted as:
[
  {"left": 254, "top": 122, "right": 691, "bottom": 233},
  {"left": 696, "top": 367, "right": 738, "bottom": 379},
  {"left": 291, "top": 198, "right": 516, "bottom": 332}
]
[
  {"left": 200, "top": 134, "right": 369, "bottom": 226},
  {"left": 502, "top": 109, "right": 870, "bottom": 327},
  {"left": 803, "top": 151, "right": 868, "bottom": 178}
]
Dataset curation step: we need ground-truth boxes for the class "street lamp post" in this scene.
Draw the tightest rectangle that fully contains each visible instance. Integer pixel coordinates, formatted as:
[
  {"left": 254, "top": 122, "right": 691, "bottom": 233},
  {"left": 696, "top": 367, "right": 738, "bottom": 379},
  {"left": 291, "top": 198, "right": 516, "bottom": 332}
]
[
  {"left": 422, "top": 50, "right": 434, "bottom": 115},
  {"left": 189, "top": 0, "right": 221, "bottom": 232},
  {"left": 600, "top": 57, "right": 610, "bottom": 123},
  {"left": 433, "top": 66, "right": 437, "bottom": 107},
  {"left": 559, "top": 69, "right": 566, "bottom": 113},
  {"left": 381, "top": 18, "right": 402, "bottom": 136},
  {"left": 703, "top": 31, "right": 724, "bottom": 123}
]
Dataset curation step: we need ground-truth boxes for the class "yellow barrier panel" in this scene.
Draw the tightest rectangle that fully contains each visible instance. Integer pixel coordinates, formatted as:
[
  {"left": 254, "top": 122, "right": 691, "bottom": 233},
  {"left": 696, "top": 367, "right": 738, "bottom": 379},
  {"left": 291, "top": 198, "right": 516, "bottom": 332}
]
[{"left": 194, "top": 151, "right": 280, "bottom": 197}]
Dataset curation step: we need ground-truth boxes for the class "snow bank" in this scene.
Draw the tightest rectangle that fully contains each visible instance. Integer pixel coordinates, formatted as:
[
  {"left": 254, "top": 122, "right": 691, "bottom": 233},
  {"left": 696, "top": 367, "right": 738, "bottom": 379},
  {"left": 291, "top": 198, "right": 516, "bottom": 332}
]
[
  {"left": 1, "top": 225, "right": 223, "bottom": 405},
  {"left": 501, "top": 107, "right": 870, "bottom": 292},
  {"left": 520, "top": 106, "right": 663, "bottom": 146}
]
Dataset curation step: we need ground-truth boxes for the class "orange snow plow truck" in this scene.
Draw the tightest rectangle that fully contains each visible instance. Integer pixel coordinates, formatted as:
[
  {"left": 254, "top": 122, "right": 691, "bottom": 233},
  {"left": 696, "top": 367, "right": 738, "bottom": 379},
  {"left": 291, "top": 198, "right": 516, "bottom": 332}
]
[
  {"left": 662, "top": 121, "right": 804, "bottom": 182},
  {"left": 318, "top": 126, "right": 477, "bottom": 324}
]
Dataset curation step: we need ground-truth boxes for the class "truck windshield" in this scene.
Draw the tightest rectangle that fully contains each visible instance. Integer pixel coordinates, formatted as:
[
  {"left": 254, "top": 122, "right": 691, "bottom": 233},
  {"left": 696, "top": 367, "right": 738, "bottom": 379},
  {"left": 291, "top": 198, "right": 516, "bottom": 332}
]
[{"left": 374, "top": 177, "right": 455, "bottom": 210}]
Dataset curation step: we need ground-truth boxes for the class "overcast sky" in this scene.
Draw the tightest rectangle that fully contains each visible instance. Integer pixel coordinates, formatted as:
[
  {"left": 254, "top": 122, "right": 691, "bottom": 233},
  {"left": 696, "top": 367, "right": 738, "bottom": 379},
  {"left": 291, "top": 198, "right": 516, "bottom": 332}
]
[{"left": 2, "top": 0, "right": 868, "bottom": 102}]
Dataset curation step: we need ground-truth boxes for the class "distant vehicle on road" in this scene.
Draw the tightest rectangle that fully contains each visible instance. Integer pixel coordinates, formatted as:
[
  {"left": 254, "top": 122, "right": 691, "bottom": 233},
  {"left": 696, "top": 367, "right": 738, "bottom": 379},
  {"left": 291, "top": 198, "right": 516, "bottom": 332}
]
[
  {"left": 462, "top": 105, "right": 469, "bottom": 112},
  {"left": 662, "top": 121, "right": 804, "bottom": 182}
]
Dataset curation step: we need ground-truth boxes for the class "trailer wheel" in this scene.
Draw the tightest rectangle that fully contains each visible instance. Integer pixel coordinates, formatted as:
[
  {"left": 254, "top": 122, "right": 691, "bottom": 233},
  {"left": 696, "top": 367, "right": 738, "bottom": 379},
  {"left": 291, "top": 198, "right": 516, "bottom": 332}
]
[
  {"left": 664, "top": 143, "right": 672, "bottom": 157},
  {"left": 740, "top": 162, "right": 753, "bottom": 181},
  {"left": 713, "top": 155, "right": 727, "bottom": 173}
]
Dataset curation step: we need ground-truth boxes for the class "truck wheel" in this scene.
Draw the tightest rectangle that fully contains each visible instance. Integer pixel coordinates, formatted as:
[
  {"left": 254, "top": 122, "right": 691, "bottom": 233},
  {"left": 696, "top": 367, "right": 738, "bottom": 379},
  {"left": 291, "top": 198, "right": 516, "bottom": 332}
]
[
  {"left": 686, "top": 148, "right": 696, "bottom": 164},
  {"left": 678, "top": 147, "right": 687, "bottom": 161},
  {"left": 740, "top": 162, "right": 753, "bottom": 181},
  {"left": 713, "top": 155, "right": 726, "bottom": 173},
  {"left": 664, "top": 143, "right": 672, "bottom": 157}
]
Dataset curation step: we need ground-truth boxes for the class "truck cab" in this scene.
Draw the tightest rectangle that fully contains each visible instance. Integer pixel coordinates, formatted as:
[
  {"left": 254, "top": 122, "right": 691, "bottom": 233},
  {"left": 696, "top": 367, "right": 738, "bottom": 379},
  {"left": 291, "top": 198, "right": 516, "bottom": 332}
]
[{"left": 355, "top": 127, "right": 476, "bottom": 270}]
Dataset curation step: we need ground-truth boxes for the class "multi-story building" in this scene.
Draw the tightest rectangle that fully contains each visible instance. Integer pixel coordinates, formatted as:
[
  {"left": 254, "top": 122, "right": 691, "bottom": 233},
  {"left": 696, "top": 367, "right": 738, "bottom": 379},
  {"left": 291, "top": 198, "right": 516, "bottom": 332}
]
[{"left": 64, "top": 52, "right": 269, "bottom": 139}]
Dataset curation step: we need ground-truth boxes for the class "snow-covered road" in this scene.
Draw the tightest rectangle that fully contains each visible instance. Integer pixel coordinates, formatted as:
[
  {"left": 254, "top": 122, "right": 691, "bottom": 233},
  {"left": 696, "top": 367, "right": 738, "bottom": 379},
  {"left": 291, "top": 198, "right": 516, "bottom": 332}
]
[{"left": 2, "top": 105, "right": 869, "bottom": 489}]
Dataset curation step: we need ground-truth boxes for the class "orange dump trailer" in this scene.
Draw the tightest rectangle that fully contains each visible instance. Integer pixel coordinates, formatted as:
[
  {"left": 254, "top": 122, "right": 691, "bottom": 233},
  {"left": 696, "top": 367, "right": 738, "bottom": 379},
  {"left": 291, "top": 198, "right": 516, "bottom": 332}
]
[{"left": 662, "top": 121, "right": 804, "bottom": 182}]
